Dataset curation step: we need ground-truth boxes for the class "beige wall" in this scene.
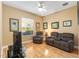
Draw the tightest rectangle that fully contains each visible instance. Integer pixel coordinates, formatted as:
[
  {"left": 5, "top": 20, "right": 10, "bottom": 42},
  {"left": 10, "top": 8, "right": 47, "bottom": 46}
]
[
  {"left": 78, "top": 25, "right": 79, "bottom": 47},
  {"left": 3, "top": 4, "right": 78, "bottom": 47},
  {"left": 2, "top": 5, "right": 43, "bottom": 46},
  {"left": 43, "top": 6, "right": 78, "bottom": 46},
  {"left": 0, "top": 1, "right": 2, "bottom": 56},
  {"left": 77, "top": 2, "right": 79, "bottom": 48}
]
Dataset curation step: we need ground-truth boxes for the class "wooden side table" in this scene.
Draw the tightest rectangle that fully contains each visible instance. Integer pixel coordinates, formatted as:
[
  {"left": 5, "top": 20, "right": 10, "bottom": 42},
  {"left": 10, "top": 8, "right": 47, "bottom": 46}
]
[{"left": 43, "top": 32, "right": 48, "bottom": 41}]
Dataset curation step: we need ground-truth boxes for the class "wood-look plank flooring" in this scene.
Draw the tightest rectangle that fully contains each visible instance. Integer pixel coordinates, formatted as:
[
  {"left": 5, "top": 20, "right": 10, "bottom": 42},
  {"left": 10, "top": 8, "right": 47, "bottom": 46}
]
[{"left": 2, "top": 42, "right": 79, "bottom": 58}]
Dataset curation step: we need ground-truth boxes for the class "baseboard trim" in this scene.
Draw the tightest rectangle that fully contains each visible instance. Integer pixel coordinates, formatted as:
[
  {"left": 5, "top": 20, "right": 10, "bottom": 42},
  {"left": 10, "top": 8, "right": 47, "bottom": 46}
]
[
  {"left": 2, "top": 40, "right": 32, "bottom": 49},
  {"left": 22, "top": 40, "right": 32, "bottom": 44},
  {"left": 74, "top": 46, "right": 79, "bottom": 50}
]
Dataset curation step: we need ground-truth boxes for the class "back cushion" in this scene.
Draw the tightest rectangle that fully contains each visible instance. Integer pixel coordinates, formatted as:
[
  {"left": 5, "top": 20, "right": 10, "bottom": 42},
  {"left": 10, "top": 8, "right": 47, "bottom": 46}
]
[
  {"left": 61, "top": 33, "right": 74, "bottom": 41},
  {"left": 61, "top": 33, "right": 74, "bottom": 38},
  {"left": 51, "top": 32, "right": 59, "bottom": 37},
  {"left": 36, "top": 32, "right": 43, "bottom": 36}
]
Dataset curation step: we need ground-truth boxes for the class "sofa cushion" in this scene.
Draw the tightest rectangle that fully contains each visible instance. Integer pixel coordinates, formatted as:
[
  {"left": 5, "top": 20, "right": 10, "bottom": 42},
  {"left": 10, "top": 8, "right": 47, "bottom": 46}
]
[
  {"left": 52, "top": 33, "right": 62, "bottom": 41},
  {"left": 51, "top": 32, "right": 59, "bottom": 37},
  {"left": 36, "top": 31, "right": 43, "bottom": 36},
  {"left": 61, "top": 33, "right": 74, "bottom": 38},
  {"left": 61, "top": 37, "right": 72, "bottom": 42}
]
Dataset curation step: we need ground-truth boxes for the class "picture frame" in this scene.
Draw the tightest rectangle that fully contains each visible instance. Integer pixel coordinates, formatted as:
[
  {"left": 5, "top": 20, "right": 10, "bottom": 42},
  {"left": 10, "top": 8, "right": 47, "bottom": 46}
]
[
  {"left": 9, "top": 18, "right": 19, "bottom": 32},
  {"left": 63, "top": 20, "right": 72, "bottom": 27},
  {"left": 77, "top": 2, "right": 79, "bottom": 25},
  {"left": 36, "top": 22, "right": 40, "bottom": 31},
  {"left": 51, "top": 22, "right": 59, "bottom": 29},
  {"left": 43, "top": 22, "right": 48, "bottom": 29},
  {"left": 36, "top": 22, "right": 40, "bottom": 29}
]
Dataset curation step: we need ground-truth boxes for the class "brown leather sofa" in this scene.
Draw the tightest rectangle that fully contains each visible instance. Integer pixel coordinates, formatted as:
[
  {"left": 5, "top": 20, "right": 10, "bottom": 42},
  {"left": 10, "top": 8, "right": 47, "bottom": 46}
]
[{"left": 45, "top": 32, "right": 74, "bottom": 52}]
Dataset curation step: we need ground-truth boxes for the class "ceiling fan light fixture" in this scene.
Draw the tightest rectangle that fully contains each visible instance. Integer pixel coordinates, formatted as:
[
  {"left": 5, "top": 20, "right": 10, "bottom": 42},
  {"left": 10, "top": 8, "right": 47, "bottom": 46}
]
[
  {"left": 38, "top": 7, "right": 47, "bottom": 12},
  {"left": 38, "top": 1, "right": 47, "bottom": 12}
]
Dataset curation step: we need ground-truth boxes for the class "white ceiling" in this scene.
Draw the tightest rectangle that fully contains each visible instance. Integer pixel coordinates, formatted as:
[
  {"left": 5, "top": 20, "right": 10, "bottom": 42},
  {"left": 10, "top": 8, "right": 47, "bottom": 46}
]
[{"left": 3, "top": 1, "right": 77, "bottom": 16}]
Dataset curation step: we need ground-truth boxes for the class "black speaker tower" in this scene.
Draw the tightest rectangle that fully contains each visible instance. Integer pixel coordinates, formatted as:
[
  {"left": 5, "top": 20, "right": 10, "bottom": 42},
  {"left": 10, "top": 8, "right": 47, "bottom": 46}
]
[{"left": 7, "top": 31, "right": 24, "bottom": 58}]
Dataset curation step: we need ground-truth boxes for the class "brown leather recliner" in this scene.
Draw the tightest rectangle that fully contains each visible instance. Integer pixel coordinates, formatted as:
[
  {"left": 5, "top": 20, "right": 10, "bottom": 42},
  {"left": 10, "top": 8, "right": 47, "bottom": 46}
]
[{"left": 33, "top": 31, "right": 43, "bottom": 44}]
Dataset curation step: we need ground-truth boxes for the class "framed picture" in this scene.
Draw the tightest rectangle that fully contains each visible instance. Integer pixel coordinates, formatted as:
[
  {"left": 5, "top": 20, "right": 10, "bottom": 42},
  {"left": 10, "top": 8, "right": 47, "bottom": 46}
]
[
  {"left": 36, "top": 22, "right": 40, "bottom": 31},
  {"left": 43, "top": 22, "right": 48, "bottom": 29},
  {"left": 9, "top": 18, "right": 19, "bottom": 32},
  {"left": 51, "top": 22, "right": 59, "bottom": 29},
  {"left": 77, "top": 2, "right": 79, "bottom": 25},
  {"left": 36, "top": 22, "right": 40, "bottom": 29},
  {"left": 63, "top": 20, "right": 72, "bottom": 27}
]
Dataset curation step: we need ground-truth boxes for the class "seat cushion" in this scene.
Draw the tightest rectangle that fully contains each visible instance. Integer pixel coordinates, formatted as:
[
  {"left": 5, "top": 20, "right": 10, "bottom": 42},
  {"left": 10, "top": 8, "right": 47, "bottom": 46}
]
[
  {"left": 53, "top": 40, "right": 61, "bottom": 48},
  {"left": 60, "top": 41, "right": 69, "bottom": 47},
  {"left": 54, "top": 40, "right": 69, "bottom": 50},
  {"left": 61, "top": 37, "right": 72, "bottom": 42}
]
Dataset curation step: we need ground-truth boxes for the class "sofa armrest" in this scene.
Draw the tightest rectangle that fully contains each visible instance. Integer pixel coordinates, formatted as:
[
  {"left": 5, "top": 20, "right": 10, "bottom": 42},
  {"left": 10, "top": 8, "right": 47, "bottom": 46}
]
[
  {"left": 68, "top": 40, "right": 74, "bottom": 50},
  {"left": 67, "top": 40, "right": 74, "bottom": 47},
  {"left": 68, "top": 40, "right": 74, "bottom": 44}
]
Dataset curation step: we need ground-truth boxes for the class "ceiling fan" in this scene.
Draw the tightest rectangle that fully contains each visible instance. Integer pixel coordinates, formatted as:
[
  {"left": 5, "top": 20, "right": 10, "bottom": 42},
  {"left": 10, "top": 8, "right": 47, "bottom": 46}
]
[{"left": 37, "top": 1, "right": 47, "bottom": 12}]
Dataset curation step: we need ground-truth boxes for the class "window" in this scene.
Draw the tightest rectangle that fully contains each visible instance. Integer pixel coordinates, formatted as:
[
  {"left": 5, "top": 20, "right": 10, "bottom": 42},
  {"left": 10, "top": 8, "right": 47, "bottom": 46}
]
[{"left": 21, "top": 18, "right": 34, "bottom": 35}]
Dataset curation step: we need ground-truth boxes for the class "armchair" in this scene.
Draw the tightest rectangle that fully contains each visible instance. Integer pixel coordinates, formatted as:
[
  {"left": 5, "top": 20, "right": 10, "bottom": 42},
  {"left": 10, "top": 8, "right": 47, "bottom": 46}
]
[{"left": 33, "top": 31, "right": 43, "bottom": 44}]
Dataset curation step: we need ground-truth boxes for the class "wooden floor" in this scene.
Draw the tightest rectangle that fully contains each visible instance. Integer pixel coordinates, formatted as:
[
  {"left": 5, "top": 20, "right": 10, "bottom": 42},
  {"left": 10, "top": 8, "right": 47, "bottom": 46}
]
[{"left": 2, "top": 42, "right": 79, "bottom": 58}]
